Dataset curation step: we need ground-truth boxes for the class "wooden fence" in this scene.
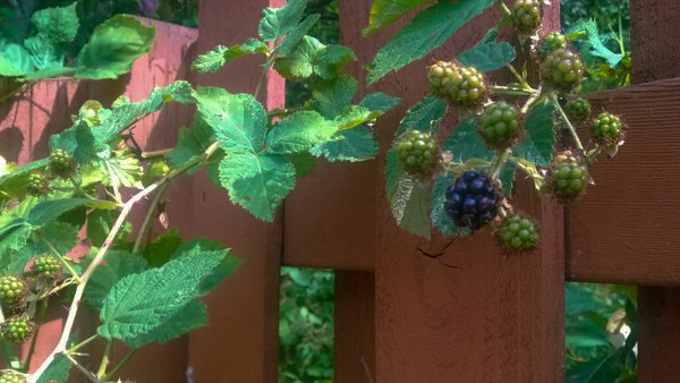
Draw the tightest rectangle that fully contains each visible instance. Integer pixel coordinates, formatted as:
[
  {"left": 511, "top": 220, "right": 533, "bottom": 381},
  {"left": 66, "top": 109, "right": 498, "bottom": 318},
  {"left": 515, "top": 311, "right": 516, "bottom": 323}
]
[{"left": 1, "top": 0, "right": 679, "bottom": 381}]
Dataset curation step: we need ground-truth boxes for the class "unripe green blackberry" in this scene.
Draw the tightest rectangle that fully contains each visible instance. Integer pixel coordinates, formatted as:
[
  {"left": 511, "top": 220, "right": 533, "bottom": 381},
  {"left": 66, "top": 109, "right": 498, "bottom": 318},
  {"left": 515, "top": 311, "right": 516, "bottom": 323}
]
[
  {"left": 565, "top": 98, "right": 592, "bottom": 121},
  {"left": 428, "top": 61, "right": 487, "bottom": 106},
  {"left": 478, "top": 102, "right": 522, "bottom": 149},
  {"left": 26, "top": 172, "right": 49, "bottom": 197},
  {"left": 542, "top": 32, "right": 567, "bottom": 52},
  {"left": 0, "top": 276, "right": 26, "bottom": 306},
  {"left": 395, "top": 130, "right": 439, "bottom": 180},
  {"left": 592, "top": 112, "right": 624, "bottom": 146},
  {"left": 542, "top": 49, "right": 585, "bottom": 92},
  {"left": 48, "top": 149, "right": 76, "bottom": 179},
  {"left": 1, "top": 317, "right": 33, "bottom": 344},
  {"left": 0, "top": 371, "right": 25, "bottom": 383},
  {"left": 496, "top": 214, "right": 539, "bottom": 254},
  {"left": 546, "top": 151, "right": 589, "bottom": 200},
  {"left": 32, "top": 255, "right": 62, "bottom": 280},
  {"left": 511, "top": 0, "right": 542, "bottom": 34}
]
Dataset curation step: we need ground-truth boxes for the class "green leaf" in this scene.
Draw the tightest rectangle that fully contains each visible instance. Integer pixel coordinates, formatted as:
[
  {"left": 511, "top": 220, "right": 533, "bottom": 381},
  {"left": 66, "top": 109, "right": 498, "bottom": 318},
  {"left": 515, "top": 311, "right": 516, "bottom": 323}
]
[
  {"left": 334, "top": 105, "right": 381, "bottom": 130},
  {"left": 274, "top": 36, "right": 325, "bottom": 80},
  {"left": 27, "top": 198, "right": 117, "bottom": 226},
  {"left": 310, "top": 126, "right": 378, "bottom": 162},
  {"left": 367, "top": 0, "right": 495, "bottom": 84},
  {"left": 267, "top": 111, "right": 340, "bottom": 154},
  {"left": 516, "top": 101, "right": 555, "bottom": 167},
  {"left": 312, "top": 44, "right": 357, "bottom": 80},
  {"left": 75, "top": 15, "right": 155, "bottom": 79},
  {"left": 278, "top": 14, "right": 320, "bottom": 55},
  {"left": 31, "top": 2, "right": 79, "bottom": 45},
  {"left": 124, "top": 299, "right": 208, "bottom": 348},
  {"left": 363, "top": 0, "right": 435, "bottom": 36},
  {"left": 384, "top": 148, "right": 404, "bottom": 201},
  {"left": 142, "top": 228, "right": 183, "bottom": 267},
  {"left": 87, "top": 209, "right": 124, "bottom": 247},
  {"left": 287, "top": 152, "right": 317, "bottom": 177},
  {"left": 569, "top": 20, "right": 624, "bottom": 67},
  {"left": 168, "top": 116, "right": 216, "bottom": 171},
  {"left": 258, "top": 0, "right": 307, "bottom": 42},
  {"left": 23, "top": 35, "right": 62, "bottom": 71},
  {"left": 458, "top": 42, "right": 516, "bottom": 73},
  {"left": 397, "top": 95, "right": 447, "bottom": 137},
  {"left": 390, "top": 176, "right": 431, "bottom": 238},
  {"left": 218, "top": 152, "right": 296, "bottom": 222},
  {"left": 359, "top": 92, "right": 401, "bottom": 113},
  {"left": 310, "top": 75, "right": 358, "bottom": 119},
  {"left": 442, "top": 119, "right": 491, "bottom": 163},
  {"left": 430, "top": 176, "right": 456, "bottom": 236},
  {"left": 167, "top": 238, "right": 240, "bottom": 294},
  {"left": 37, "top": 353, "right": 72, "bottom": 383},
  {"left": 98, "top": 249, "right": 226, "bottom": 341},
  {"left": 0, "top": 43, "right": 33, "bottom": 76},
  {"left": 85, "top": 250, "right": 149, "bottom": 310},
  {"left": 192, "top": 38, "right": 269, "bottom": 73},
  {"left": 22, "top": 66, "right": 75, "bottom": 81}
]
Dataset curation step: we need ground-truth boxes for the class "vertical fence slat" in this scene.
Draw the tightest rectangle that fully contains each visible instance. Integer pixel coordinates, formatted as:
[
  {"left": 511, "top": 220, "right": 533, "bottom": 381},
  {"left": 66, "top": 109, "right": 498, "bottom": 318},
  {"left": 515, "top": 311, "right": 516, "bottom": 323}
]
[
  {"left": 334, "top": 271, "right": 376, "bottom": 383},
  {"left": 186, "top": 1, "right": 285, "bottom": 382},
  {"left": 338, "top": 2, "right": 565, "bottom": 382},
  {"left": 629, "top": 1, "right": 680, "bottom": 380}
]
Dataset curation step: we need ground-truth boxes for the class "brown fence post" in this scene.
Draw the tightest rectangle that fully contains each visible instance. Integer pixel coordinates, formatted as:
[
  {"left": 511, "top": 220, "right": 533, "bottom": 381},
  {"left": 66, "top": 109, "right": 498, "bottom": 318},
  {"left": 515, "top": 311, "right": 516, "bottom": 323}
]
[
  {"left": 185, "top": 1, "right": 285, "bottom": 382},
  {"left": 338, "top": 2, "right": 565, "bottom": 382}
]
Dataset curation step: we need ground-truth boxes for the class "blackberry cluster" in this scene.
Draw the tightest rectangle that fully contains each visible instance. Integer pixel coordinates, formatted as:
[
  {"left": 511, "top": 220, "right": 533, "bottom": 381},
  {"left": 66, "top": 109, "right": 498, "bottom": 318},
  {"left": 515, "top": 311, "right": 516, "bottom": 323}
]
[
  {"left": 444, "top": 171, "right": 500, "bottom": 231},
  {"left": 478, "top": 102, "right": 522, "bottom": 149},
  {"left": 1, "top": 317, "right": 32, "bottom": 344},
  {"left": 0, "top": 276, "right": 26, "bottom": 305},
  {"left": 395, "top": 130, "right": 439, "bottom": 179},
  {"left": 592, "top": 112, "right": 623, "bottom": 145},
  {"left": 0, "top": 372, "right": 25, "bottom": 383},
  {"left": 26, "top": 173, "right": 49, "bottom": 197},
  {"left": 542, "top": 49, "right": 584, "bottom": 92},
  {"left": 511, "top": 0, "right": 542, "bottom": 34},
  {"left": 565, "top": 98, "right": 592, "bottom": 121},
  {"left": 546, "top": 151, "right": 589, "bottom": 199},
  {"left": 32, "top": 255, "right": 62, "bottom": 280},
  {"left": 428, "top": 61, "right": 487, "bottom": 106},
  {"left": 496, "top": 214, "right": 539, "bottom": 254},
  {"left": 542, "top": 32, "right": 567, "bottom": 52},
  {"left": 48, "top": 149, "right": 76, "bottom": 179}
]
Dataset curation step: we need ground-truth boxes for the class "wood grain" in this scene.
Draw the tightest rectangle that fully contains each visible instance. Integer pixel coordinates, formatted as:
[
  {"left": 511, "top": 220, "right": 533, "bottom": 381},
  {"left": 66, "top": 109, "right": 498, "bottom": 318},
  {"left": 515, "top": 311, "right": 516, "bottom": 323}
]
[
  {"left": 338, "top": 1, "right": 566, "bottom": 382},
  {"left": 630, "top": 0, "right": 680, "bottom": 83}
]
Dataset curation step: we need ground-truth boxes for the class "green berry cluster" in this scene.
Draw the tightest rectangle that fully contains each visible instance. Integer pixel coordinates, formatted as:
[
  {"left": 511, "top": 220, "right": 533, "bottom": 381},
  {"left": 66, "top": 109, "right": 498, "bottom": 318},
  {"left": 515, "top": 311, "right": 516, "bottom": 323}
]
[
  {"left": 48, "top": 149, "right": 76, "bottom": 179},
  {"left": 26, "top": 172, "right": 49, "bottom": 197},
  {"left": 478, "top": 102, "right": 522, "bottom": 149},
  {"left": 592, "top": 112, "right": 624, "bottom": 145},
  {"left": 496, "top": 214, "right": 539, "bottom": 254},
  {"left": 32, "top": 255, "right": 62, "bottom": 280},
  {"left": 0, "top": 371, "right": 25, "bottom": 383},
  {"left": 428, "top": 61, "right": 487, "bottom": 106},
  {"left": 546, "top": 151, "right": 589, "bottom": 199},
  {"left": 542, "top": 32, "right": 567, "bottom": 52},
  {"left": 0, "top": 276, "right": 26, "bottom": 305},
  {"left": 511, "top": 0, "right": 542, "bottom": 34},
  {"left": 395, "top": 130, "right": 439, "bottom": 179},
  {"left": 1, "top": 317, "right": 32, "bottom": 344},
  {"left": 542, "top": 49, "right": 585, "bottom": 92},
  {"left": 565, "top": 98, "right": 592, "bottom": 121}
]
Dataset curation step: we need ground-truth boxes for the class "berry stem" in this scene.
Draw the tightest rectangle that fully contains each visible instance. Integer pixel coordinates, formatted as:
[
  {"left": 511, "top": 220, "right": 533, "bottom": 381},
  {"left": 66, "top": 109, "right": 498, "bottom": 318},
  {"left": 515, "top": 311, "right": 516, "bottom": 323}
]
[
  {"left": 102, "top": 349, "right": 137, "bottom": 381},
  {"left": 586, "top": 146, "right": 603, "bottom": 163},
  {"left": 506, "top": 64, "right": 528, "bottom": 87},
  {"left": 37, "top": 233, "right": 82, "bottom": 283},
  {"left": 140, "top": 148, "right": 173, "bottom": 160},
  {"left": 29, "top": 141, "right": 221, "bottom": 383},
  {"left": 492, "top": 85, "right": 535, "bottom": 96},
  {"left": 66, "top": 334, "right": 99, "bottom": 354},
  {"left": 495, "top": 0, "right": 513, "bottom": 17},
  {"left": 96, "top": 340, "right": 113, "bottom": 378},
  {"left": 521, "top": 87, "right": 542, "bottom": 114},
  {"left": 490, "top": 148, "right": 512, "bottom": 180},
  {"left": 132, "top": 182, "right": 169, "bottom": 254},
  {"left": 64, "top": 353, "right": 101, "bottom": 383},
  {"left": 552, "top": 93, "right": 584, "bottom": 151}
]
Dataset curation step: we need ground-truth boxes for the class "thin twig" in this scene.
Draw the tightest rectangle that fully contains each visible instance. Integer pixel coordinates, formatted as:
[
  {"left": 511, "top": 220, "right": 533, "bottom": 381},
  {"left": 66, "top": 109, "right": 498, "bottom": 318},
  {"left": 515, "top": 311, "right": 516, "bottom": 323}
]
[
  {"left": 102, "top": 349, "right": 137, "bottom": 381},
  {"left": 490, "top": 148, "right": 512, "bottom": 180},
  {"left": 495, "top": 0, "right": 513, "bottom": 17},
  {"left": 67, "top": 334, "right": 99, "bottom": 355},
  {"left": 552, "top": 93, "right": 584, "bottom": 151},
  {"left": 64, "top": 353, "right": 100, "bottom": 383},
  {"left": 132, "top": 182, "right": 169, "bottom": 254},
  {"left": 521, "top": 87, "right": 542, "bottom": 114},
  {"left": 96, "top": 341, "right": 113, "bottom": 378}
]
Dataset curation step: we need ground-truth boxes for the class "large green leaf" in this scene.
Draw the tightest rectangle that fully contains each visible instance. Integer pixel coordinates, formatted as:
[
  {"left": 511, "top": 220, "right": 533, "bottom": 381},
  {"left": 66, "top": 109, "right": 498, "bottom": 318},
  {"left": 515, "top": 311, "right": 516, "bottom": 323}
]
[
  {"left": 142, "top": 228, "right": 183, "bottom": 267},
  {"left": 267, "top": 111, "right": 340, "bottom": 154},
  {"left": 363, "top": 0, "right": 435, "bottom": 36},
  {"left": 396, "top": 95, "right": 447, "bottom": 136},
  {"left": 358, "top": 92, "right": 401, "bottom": 113},
  {"left": 310, "top": 127, "right": 378, "bottom": 162},
  {"left": 458, "top": 41, "right": 516, "bottom": 73},
  {"left": 37, "top": 353, "right": 72, "bottom": 383},
  {"left": 258, "top": 0, "right": 306, "bottom": 42},
  {"left": 390, "top": 176, "right": 431, "bottom": 238},
  {"left": 27, "top": 198, "right": 116, "bottom": 226},
  {"left": 278, "top": 14, "right": 320, "bottom": 55},
  {"left": 274, "top": 35, "right": 325, "bottom": 80},
  {"left": 0, "top": 43, "right": 33, "bottom": 76},
  {"left": 367, "top": 0, "right": 495, "bottom": 84},
  {"left": 172, "top": 239, "right": 241, "bottom": 294},
  {"left": 168, "top": 116, "right": 216, "bottom": 171},
  {"left": 124, "top": 299, "right": 208, "bottom": 348},
  {"left": 31, "top": 2, "right": 79, "bottom": 45},
  {"left": 76, "top": 15, "right": 155, "bottom": 79},
  {"left": 98, "top": 250, "right": 226, "bottom": 341},
  {"left": 430, "top": 176, "right": 457, "bottom": 236},
  {"left": 568, "top": 20, "right": 624, "bottom": 67},
  {"left": 515, "top": 101, "right": 555, "bottom": 167},
  {"left": 192, "top": 38, "right": 269, "bottom": 73},
  {"left": 310, "top": 75, "right": 358, "bottom": 119},
  {"left": 85, "top": 250, "right": 150, "bottom": 310}
]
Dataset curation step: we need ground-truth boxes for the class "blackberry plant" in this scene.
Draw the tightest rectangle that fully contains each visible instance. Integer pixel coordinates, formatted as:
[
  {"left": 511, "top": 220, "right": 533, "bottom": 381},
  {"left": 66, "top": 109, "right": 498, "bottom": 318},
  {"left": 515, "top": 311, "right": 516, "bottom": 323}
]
[
  {"left": 395, "top": 130, "right": 440, "bottom": 179},
  {"left": 1, "top": 317, "right": 33, "bottom": 344},
  {"left": 496, "top": 214, "right": 539, "bottom": 254}
]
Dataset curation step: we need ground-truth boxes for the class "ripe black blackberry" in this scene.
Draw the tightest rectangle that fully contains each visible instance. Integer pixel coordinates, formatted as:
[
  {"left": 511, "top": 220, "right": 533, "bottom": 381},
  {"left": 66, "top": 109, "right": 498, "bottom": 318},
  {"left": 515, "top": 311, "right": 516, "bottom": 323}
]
[
  {"left": 48, "top": 148, "right": 76, "bottom": 179},
  {"left": 32, "top": 255, "right": 62, "bottom": 280},
  {"left": 541, "top": 49, "right": 584, "bottom": 92},
  {"left": 546, "top": 151, "right": 589, "bottom": 200},
  {"left": 478, "top": 102, "right": 522, "bottom": 149},
  {"left": 592, "top": 112, "right": 624, "bottom": 146},
  {"left": 26, "top": 172, "right": 49, "bottom": 197},
  {"left": 395, "top": 130, "right": 439, "bottom": 180},
  {"left": 565, "top": 98, "right": 592, "bottom": 121},
  {"left": 511, "top": 0, "right": 542, "bottom": 34},
  {"left": 444, "top": 171, "right": 501, "bottom": 231},
  {"left": 496, "top": 214, "right": 539, "bottom": 254},
  {"left": 0, "top": 276, "right": 26, "bottom": 306},
  {"left": 428, "top": 61, "right": 487, "bottom": 106},
  {"left": 1, "top": 317, "right": 33, "bottom": 344}
]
